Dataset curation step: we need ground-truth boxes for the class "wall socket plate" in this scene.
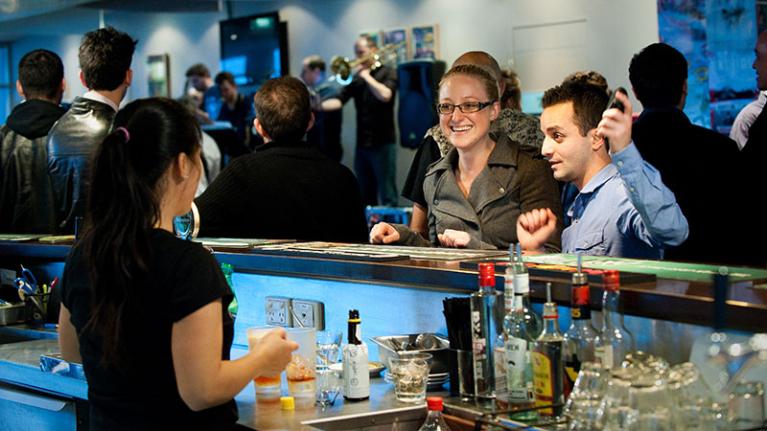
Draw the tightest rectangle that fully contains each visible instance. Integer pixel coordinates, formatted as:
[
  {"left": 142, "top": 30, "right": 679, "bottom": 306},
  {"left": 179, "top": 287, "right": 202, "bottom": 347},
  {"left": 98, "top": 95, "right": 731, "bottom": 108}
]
[
  {"left": 291, "top": 299, "right": 324, "bottom": 330},
  {"left": 265, "top": 296, "right": 292, "bottom": 327}
]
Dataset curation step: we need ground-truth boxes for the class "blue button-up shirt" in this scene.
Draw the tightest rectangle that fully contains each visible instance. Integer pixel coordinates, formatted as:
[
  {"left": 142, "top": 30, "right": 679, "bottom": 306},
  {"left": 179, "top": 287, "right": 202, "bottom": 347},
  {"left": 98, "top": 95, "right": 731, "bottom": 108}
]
[{"left": 562, "top": 143, "right": 688, "bottom": 259}]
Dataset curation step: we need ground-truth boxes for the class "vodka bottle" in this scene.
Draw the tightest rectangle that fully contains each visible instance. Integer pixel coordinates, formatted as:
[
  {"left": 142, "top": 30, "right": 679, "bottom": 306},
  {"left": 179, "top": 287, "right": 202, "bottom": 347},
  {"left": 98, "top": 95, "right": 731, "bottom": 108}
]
[
  {"left": 532, "top": 283, "right": 565, "bottom": 418},
  {"left": 503, "top": 249, "right": 542, "bottom": 421},
  {"left": 470, "top": 262, "right": 502, "bottom": 401},
  {"left": 593, "top": 270, "right": 635, "bottom": 369},
  {"left": 342, "top": 309, "right": 370, "bottom": 400}
]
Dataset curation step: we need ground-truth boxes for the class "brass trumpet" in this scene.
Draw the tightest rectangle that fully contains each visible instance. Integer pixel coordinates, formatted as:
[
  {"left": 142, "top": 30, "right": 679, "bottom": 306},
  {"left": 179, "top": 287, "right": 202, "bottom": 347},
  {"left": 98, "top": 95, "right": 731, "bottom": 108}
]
[{"left": 329, "top": 42, "right": 404, "bottom": 84}]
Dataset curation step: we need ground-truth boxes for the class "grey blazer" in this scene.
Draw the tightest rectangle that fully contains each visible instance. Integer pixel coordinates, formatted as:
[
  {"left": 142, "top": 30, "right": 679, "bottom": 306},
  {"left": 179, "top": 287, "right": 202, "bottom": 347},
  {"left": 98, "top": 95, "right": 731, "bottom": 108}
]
[{"left": 394, "top": 135, "right": 562, "bottom": 250}]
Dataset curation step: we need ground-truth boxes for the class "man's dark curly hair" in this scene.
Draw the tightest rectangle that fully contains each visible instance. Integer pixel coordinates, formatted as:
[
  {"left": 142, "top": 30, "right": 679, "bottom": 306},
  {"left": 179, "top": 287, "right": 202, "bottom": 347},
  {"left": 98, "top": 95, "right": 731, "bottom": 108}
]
[{"left": 79, "top": 27, "right": 137, "bottom": 91}]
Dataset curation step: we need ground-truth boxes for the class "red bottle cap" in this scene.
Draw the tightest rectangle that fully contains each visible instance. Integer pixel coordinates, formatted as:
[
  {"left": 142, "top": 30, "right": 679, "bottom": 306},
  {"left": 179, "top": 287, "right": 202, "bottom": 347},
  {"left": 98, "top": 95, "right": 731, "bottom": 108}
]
[
  {"left": 603, "top": 270, "right": 620, "bottom": 292},
  {"left": 478, "top": 262, "right": 495, "bottom": 287},
  {"left": 426, "top": 396, "right": 443, "bottom": 411}
]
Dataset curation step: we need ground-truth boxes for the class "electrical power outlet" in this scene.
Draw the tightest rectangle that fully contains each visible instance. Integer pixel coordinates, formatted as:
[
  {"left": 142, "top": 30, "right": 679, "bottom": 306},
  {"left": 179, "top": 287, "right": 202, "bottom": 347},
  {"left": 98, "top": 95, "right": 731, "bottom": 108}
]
[
  {"left": 265, "top": 296, "right": 292, "bottom": 327},
  {"left": 291, "top": 299, "right": 324, "bottom": 330}
]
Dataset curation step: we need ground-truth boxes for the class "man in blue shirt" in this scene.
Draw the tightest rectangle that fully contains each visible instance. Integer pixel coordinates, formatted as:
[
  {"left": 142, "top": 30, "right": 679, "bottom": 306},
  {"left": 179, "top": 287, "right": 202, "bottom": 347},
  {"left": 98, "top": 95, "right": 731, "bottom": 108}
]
[{"left": 516, "top": 81, "right": 688, "bottom": 259}]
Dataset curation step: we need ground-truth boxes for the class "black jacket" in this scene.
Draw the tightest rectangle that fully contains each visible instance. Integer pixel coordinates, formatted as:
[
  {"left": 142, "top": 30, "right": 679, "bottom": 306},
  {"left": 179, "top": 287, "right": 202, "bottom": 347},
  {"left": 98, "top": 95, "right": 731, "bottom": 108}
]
[
  {"left": 0, "top": 99, "right": 66, "bottom": 233},
  {"left": 47, "top": 97, "right": 115, "bottom": 233},
  {"left": 195, "top": 140, "right": 369, "bottom": 243},
  {"left": 632, "top": 107, "right": 741, "bottom": 263}
]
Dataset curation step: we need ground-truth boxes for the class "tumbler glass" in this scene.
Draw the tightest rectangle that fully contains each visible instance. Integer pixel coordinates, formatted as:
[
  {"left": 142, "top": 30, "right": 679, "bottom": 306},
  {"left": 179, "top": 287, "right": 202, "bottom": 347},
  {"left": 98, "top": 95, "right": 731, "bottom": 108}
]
[
  {"left": 285, "top": 327, "right": 317, "bottom": 408},
  {"left": 565, "top": 361, "right": 608, "bottom": 430},
  {"left": 390, "top": 357, "right": 430, "bottom": 403},
  {"left": 247, "top": 326, "right": 283, "bottom": 402},
  {"left": 728, "top": 381, "right": 765, "bottom": 430}
]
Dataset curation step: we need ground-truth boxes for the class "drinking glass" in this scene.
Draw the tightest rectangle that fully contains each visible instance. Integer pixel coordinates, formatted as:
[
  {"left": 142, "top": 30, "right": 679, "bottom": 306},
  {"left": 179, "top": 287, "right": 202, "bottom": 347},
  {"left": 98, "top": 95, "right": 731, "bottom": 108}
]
[
  {"left": 728, "top": 381, "right": 765, "bottom": 430},
  {"left": 390, "top": 357, "right": 430, "bottom": 403},
  {"left": 247, "top": 326, "right": 283, "bottom": 402},
  {"left": 315, "top": 330, "right": 342, "bottom": 408},
  {"left": 316, "top": 330, "right": 343, "bottom": 369},
  {"left": 668, "top": 362, "right": 716, "bottom": 431},
  {"left": 285, "top": 327, "right": 317, "bottom": 408},
  {"left": 565, "top": 361, "right": 607, "bottom": 430}
]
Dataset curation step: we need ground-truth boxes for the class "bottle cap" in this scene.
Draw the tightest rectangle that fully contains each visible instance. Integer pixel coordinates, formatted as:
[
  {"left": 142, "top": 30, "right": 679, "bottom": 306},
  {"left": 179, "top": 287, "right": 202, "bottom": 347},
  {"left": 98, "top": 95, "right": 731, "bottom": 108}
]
[
  {"left": 603, "top": 270, "right": 620, "bottom": 292},
  {"left": 572, "top": 271, "right": 587, "bottom": 286},
  {"left": 426, "top": 396, "right": 443, "bottom": 411},
  {"left": 348, "top": 309, "right": 360, "bottom": 322},
  {"left": 478, "top": 262, "right": 495, "bottom": 287},
  {"left": 280, "top": 396, "right": 295, "bottom": 410}
]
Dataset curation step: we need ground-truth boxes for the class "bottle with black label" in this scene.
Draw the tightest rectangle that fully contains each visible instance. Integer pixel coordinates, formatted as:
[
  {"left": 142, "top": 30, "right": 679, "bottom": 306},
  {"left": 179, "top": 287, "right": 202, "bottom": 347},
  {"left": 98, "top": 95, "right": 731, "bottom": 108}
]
[{"left": 343, "top": 309, "right": 370, "bottom": 400}]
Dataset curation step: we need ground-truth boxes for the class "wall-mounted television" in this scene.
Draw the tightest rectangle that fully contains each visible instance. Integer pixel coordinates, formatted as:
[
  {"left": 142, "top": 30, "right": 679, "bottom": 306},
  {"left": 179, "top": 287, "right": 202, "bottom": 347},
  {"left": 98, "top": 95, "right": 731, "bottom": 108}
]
[{"left": 219, "top": 12, "right": 289, "bottom": 94}]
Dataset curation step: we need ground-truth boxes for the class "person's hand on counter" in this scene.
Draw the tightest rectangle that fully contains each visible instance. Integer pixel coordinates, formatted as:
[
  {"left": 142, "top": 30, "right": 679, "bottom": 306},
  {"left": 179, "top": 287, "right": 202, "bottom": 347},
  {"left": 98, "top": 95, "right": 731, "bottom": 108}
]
[
  {"left": 250, "top": 328, "right": 298, "bottom": 378},
  {"left": 369, "top": 222, "right": 400, "bottom": 244},
  {"left": 438, "top": 229, "right": 471, "bottom": 248}
]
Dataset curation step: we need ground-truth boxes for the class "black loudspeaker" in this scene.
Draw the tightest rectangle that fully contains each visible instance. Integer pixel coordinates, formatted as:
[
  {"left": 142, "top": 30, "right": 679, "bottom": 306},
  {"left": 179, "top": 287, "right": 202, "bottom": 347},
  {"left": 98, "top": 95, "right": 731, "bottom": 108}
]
[{"left": 397, "top": 60, "right": 447, "bottom": 148}]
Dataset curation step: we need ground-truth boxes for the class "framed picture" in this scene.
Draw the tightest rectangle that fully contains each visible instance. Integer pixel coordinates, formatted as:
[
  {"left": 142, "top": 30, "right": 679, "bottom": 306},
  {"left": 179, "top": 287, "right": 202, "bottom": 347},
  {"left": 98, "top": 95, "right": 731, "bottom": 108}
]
[
  {"left": 411, "top": 24, "right": 440, "bottom": 60},
  {"left": 147, "top": 54, "right": 170, "bottom": 97},
  {"left": 383, "top": 28, "right": 409, "bottom": 64}
]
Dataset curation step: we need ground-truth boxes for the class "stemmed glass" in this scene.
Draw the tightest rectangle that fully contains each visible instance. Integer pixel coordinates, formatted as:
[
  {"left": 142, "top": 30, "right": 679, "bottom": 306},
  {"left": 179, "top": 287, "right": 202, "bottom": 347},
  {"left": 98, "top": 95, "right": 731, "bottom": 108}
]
[{"left": 316, "top": 330, "right": 343, "bottom": 408}]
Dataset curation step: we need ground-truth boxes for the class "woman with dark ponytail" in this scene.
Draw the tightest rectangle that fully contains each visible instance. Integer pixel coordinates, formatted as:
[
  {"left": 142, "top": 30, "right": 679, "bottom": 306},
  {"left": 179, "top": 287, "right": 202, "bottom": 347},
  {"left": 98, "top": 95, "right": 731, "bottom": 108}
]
[{"left": 58, "top": 98, "right": 297, "bottom": 430}]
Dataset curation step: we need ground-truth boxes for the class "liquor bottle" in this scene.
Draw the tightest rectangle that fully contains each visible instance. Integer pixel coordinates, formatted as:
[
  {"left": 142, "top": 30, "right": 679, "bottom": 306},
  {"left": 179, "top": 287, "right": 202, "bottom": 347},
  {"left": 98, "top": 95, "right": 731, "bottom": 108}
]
[
  {"left": 503, "top": 248, "right": 542, "bottom": 421},
  {"left": 417, "top": 397, "right": 452, "bottom": 431},
  {"left": 532, "top": 283, "right": 565, "bottom": 418},
  {"left": 563, "top": 264, "right": 598, "bottom": 391},
  {"left": 470, "top": 262, "right": 503, "bottom": 401},
  {"left": 343, "top": 309, "right": 370, "bottom": 400},
  {"left": 593, "top": 270, "right": 635, "bottom": 369}
]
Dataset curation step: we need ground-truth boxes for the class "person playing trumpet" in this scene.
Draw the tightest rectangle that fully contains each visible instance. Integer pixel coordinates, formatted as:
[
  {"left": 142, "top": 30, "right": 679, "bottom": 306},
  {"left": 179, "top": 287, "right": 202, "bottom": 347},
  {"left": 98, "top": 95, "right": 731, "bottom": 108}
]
[{"left": 322, "top": 35, "right": 399, "bottom": 207}]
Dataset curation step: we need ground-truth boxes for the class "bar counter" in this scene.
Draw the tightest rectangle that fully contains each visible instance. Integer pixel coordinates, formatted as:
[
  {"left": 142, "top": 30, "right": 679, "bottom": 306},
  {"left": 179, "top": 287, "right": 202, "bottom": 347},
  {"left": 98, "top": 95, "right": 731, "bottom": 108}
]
[
  {"left": 1, "top": 240, "right": 766, "bottom": 332},
  {"left": 1, "top": 239, "right": 766, "bottom": 429}
]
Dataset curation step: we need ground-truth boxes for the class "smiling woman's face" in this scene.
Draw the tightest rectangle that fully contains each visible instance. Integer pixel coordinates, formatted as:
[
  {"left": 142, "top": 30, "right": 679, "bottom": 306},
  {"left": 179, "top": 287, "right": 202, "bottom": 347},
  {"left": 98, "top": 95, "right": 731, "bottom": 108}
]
[{"left": 438, "top": 73, "right": 498, "bottom": 151}]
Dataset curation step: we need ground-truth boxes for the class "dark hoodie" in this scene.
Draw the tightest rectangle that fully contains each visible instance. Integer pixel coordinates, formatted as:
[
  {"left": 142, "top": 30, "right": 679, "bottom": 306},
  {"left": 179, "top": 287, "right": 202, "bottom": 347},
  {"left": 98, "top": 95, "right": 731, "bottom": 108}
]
[{"left": 1, "top": 99, "right": 66, "bottom": 233}]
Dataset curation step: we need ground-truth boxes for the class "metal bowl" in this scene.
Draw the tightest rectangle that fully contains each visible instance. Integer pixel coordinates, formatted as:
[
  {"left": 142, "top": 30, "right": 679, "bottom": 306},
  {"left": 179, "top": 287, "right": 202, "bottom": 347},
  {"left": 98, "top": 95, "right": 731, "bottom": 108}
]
[{"left": 371, "top": 333, "right": 449, "bottom": 374}]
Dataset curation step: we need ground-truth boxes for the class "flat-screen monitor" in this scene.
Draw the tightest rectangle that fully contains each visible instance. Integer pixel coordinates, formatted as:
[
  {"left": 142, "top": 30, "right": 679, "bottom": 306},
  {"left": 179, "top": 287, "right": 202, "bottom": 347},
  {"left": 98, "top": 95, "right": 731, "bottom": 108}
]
[{"left": 219, "top": 12, "right": 289, "bottom": 93}]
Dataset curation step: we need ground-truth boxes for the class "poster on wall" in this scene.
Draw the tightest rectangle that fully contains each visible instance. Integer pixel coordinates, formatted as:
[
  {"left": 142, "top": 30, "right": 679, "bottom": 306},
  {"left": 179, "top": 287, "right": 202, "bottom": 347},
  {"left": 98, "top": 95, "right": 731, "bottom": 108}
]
[
  {"left": 147, "top": 54, "right": 170, "bottom": 97},
  {"left": 657, "top": 0, "right": 758, "bottom": 133},
  {"left": 383, "top": 28, "right": 409, "bottom": 64},
  {"left": 411, "top": 24, "right": 440, "bottom": 60}
]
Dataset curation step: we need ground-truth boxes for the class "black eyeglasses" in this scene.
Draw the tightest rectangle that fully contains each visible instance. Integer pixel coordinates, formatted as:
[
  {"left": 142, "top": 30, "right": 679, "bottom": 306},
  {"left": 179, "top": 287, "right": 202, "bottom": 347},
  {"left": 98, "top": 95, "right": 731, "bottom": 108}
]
[{"left": 436, "top": 100, "right": 496, "bottom": 115}]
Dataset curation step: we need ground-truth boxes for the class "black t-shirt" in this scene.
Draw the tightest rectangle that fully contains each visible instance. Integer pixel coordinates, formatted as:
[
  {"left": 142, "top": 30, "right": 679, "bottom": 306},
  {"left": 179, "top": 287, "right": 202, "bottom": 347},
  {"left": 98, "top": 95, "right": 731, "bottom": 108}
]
[
  {"left": 338, "top": 65, "right": 398, "bottom": 148},
  {"left": 62, "top": 229, "right": 236, "bottom": 430}
]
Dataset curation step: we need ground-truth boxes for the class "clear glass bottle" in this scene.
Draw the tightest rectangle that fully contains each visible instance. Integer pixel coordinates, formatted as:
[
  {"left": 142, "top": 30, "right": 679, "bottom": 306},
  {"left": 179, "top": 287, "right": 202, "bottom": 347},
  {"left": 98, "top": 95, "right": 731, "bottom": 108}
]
[
  {"left": 417, "top": 397, "right": 452, "bottom": 431},
  {"left": 532, "top": 283, "right": 565, "bottom": 418},
  {"left": 593, "top": 270, "right": 635, "bottom": 369},
  {"left": 503, "top": 251, "right": 542, "bottom": 421},
  {"left": 470, "top": 262, "right": 502, "bottom": 401},
  {"left": 343, "top": 309, "right": 370, "bottom": 400},
  {"left": 563, "top": 270, "right": 599, "bottom": 390}
]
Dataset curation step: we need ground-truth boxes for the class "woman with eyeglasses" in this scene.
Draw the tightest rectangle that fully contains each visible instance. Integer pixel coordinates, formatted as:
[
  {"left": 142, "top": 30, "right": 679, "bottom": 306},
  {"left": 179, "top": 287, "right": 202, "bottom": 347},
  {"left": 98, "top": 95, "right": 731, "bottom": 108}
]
[
  {"left": 370, "top": 64, "right": 562, "bottom": 249},
  {"left": 58, "top": 98, "right": 297, "bottom": 430}
]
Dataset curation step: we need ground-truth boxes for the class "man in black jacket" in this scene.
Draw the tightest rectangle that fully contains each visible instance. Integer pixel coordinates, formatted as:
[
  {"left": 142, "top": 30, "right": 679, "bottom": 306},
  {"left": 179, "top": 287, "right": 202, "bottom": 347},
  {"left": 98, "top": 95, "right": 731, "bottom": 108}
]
[
  {"left": 195, "top": 76, "right": 368, "bottom": 243},
  {"left": 46, "top": 27, "right": 136, "bottom": 234},
  {"left": 0, "top": 49, "right": 67, "bottom": 233},
  {"left": 629, "top": 43, "right": 741, "bottom": 264}
]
